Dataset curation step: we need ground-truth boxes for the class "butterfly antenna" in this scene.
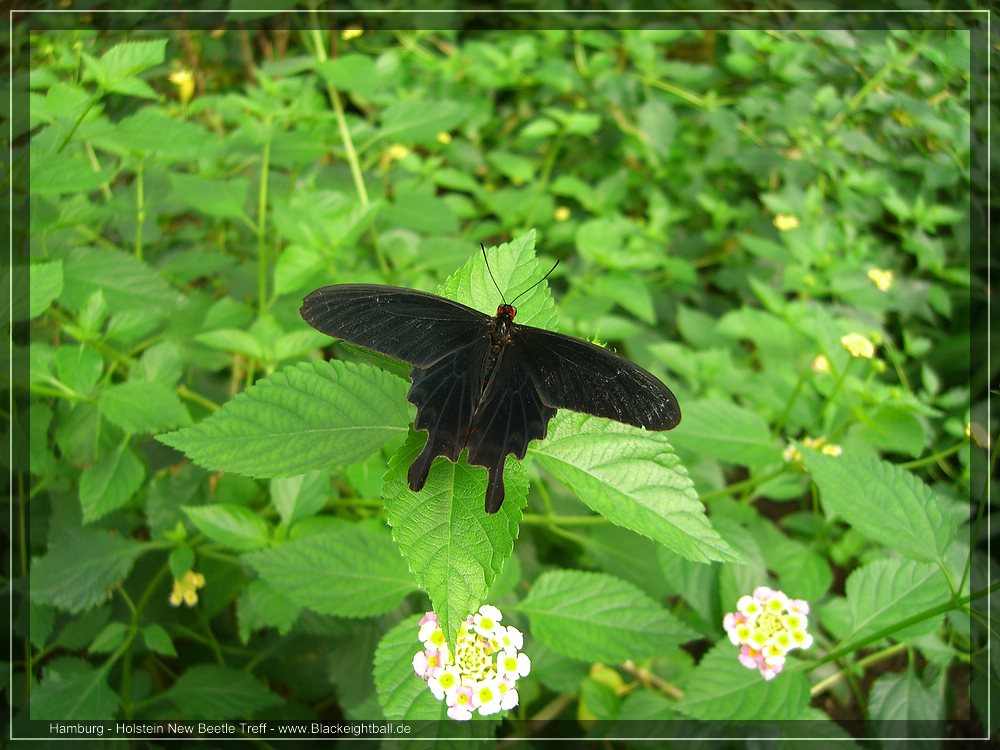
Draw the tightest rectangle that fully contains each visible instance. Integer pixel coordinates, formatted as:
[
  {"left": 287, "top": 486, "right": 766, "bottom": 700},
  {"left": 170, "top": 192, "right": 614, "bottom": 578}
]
[
  {"left": 482, "top": 243, "right": 507, "bottom": 305},
  {"left": 510, "top": 258, "right": 560, "bottom": 306}
]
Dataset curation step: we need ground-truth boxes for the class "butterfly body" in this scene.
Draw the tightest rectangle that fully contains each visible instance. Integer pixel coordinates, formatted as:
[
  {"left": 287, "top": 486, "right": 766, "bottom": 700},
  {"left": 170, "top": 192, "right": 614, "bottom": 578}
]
[{"left": 301, "top": 283, "right": 680, "bottom": 513}]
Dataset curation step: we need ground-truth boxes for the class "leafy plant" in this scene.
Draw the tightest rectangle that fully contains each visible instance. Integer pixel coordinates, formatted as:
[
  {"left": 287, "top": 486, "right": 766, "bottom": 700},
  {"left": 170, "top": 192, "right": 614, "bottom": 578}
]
[{"left": 13, "top": 19, "right": 989, "bottom": 741}]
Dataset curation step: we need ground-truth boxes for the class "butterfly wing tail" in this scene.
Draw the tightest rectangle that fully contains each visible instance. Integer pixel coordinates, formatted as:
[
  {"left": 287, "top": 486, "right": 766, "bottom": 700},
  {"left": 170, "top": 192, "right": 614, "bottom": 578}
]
[{"left": 484, "top": 463, "right": 506, "bottom": 514}]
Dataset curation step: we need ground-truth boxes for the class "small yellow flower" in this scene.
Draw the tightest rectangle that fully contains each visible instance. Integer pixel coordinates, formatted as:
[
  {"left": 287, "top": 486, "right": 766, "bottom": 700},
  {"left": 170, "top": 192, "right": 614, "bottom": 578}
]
[
  {"left": 810, "top": 354, "right": 830, "bottom": 373},
  {"left": 436, "top": 131, "right": 452, "bottom": 145},
  {"left": 782, "top": 444, "right": 802, "bottom": 464},
  {"left": 840, "top": 332, "right": 875, "bottom": 359},
  {"left": 169, "top": 569, "right": 206, "bottom": 607},
  {"left": 168, "top": 69, "right": 195, "bottom": 104},
  {"left": 867, "top": 268, "right": 894, "bottom": 291},
  {"left": 341, "top": 26, "right": 363, "bottom": 41},
  {"left": 554, "top": 206, "right": 571, "bottom": 222},
  {"left": 821, "top": 444, "right": 842, "bottom": 457},
  {"left": 773, "top": 214, "right": 800, "bottom": 232},
  {"left": 386, "top": 144, "right": 410, "bottom": 162}
]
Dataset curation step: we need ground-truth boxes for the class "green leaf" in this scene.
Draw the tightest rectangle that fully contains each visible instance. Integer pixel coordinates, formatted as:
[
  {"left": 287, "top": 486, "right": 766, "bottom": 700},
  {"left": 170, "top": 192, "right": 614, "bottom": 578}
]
[
  {"left": 315, "top": 54, "right": 378, "bottom": 96},
  {"left": 29, "top": 260, "right": 63, "bottom": 319},
  {"left": 183, "top": 504, "right": 271, "bottom": 552},
  {"left": 532, "top": 413, "right": 740, "bottom": 563},
  {"left": 637, "top": 97, "right": 676, "bottom": 158},
  {"left": 274, "top": 245, "right": 324, "bottom": 297},
  {"left": 270, "top": 470, "right": 329, "bottom": 526},
  {"left": 379, "top": 99, "right": 471, "bottom": 144},
  {"left": 31, "top": 662, "right": 119, "bottom": 720},
  {"left": 30, "top": 152, "right": 111, "bottom": 195},
  {"left": 802, "top": 450, "right": 959, "bottom": 564},
  {"left": 58, "top": 246, "right": 179, "bottom": 313},
  {"left": 237, "top": 579, "right": 301, "bottom": 643},
  {"left": 437, "top": 230, "right": 557, "bottom": 330},
  {"left": 142, "top": 624, "right": 178, "bottom": 657},
  {"left": 32, "top": 528, "right": 145, "bottom": 613},
  {"left": 674, "top": 640, "right": 811, "bottom": 720},
  {"left": 89, "top": 622, "right": 128, "bottom": 653},
  {"left": 245, "top": 525, "right": 417, "bottom": 617},
  {"left": 383, "top": 432, "right": 528, "bottom": 645},
  {"left": 55, "top": 345, "right": 104, "bottom": 395},
  {"left": 669, "top": 399, "right": 784, "bottom": 468},
  {"left": 79, "top": 441, "right": 146, "bottom": 522},
  {"left": 99, "top": 39, "right": 167, "bottom": 80},
  {"left": 168, "top": 545, "right": 195, "bottom": 579},
  {"left": 519, "top": 570, "right": 697, "bottom": 663},
  {"left": 158, "top": 360, "right": 411, "bottom": 478},
  {"left": 869, "top": 671, "right": 942, "bottom": 724},
  {"left": 839, "top": 558, "right": 951, "bottom": 649},
  {"left": 99, "top": 380, "right": 191, "bottom": 434},
  {"left": 374, "top": 614, "right": 446, "bottom": 720},
  {"left": 162, "top": 664, "right": 281, "bottom": 719},
  {"left": 169, "top": 173, "right": 250, "bottom": 219}
]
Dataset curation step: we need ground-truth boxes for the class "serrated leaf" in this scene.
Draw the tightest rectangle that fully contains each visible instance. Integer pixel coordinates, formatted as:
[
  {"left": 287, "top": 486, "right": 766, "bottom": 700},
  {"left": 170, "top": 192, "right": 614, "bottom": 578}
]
[
  {"left": 869, "top": 671, "right": 942, "bottom": 724},
  {"left": 245, "top": 525, "right": 417, "bottom": 617},
  {"left": 374, "top": 614, "right": 447, "bottom": 720},
  {"left": 380, "top": 99, "right": 471, "bottom": 144},
  {"left": 315, "top": 54, "right": 378, "bottom": 96},
  {"left": 58, "top": 246, "right": 179, "bottom": 313},
  {"left": 30, "top": 152, "right": 111, "bottom": 194},
  {"left": 674, "top": 640, "right": 811, "bottom": 720},
  {"left": 79, "top": 441, "right": 146, "bottom": 523},
  {"left": 270, "top": 470, "right": 329, "bottom": 526},
  {"left": 29, "top": 260, "right": 63, "bottom": 319},
  {"left": 162, "top": 664, "right": 281, "bottom": 719},
  {"left": 99, "top": 380, "right": 191, "bottom": 434},
  {"left": 669, "top": 399, "right": 784, "bottom": 468},
  {"left": 839, "top": 558, "right": 951, "bottom": 648},
  {"left": 237, "top": 579, "right": 301, "bottom": 643},
  {"left": 55, "top": 345, "right": 103, "bottom": 395},
  {"left": 437, "top": 230, "right": 556, "bottom": 329},
  {"left": 519, "top": 570, "right": 697, "bottom": 663},
  {"left": 32, "top": 529, "right": 145, "bottom": 613},
  {"left": 183, "top": 505, "right": 271, "bottom": 552},
  {"left": 31, "top": 662, "right": 119, "bottom": 720},
  {"left": 142, "top": 624, "right": 177, "bottom": 657},
  {"left": 169, "top": 173, "right": 249, "bottom": 219},
  {"left": 803, "top": 451, "right": 958, "bottom": 564},
  {"left": 532, "top": 413, "right": 740, "bottom": 563},
  {"left": 99, "top": 38, "right": 167, "bottom": 80},
  {"left": 383, "top": 432, "right": 528, "bottom": 645},
  {"left": 158, "top": 360, "right": 410, "bottom": 478},
  {"left": 637, "top": 97, "right": 676, "bottom": 158},
  {"left": 89, "top": 622, "right": 128, "bottom": 653}
]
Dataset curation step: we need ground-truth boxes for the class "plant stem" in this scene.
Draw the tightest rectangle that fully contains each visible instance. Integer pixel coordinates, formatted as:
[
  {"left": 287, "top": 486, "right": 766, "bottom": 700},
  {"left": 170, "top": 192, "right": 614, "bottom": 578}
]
[
  {"left": 134, "top": 158, "right": 145, "bottom": 259},
  {"left": 256, "top": 126, "right": 272, "bottom": 316},
  {"left": 809, "top": 642, "right": 907, "bottom": 697},
  {"left": 177, "top": 384, "right": 221, "bottom": 413},
  {"left": 772, "top": 366, "right": 810, "bottom": 437},
  {"left": 521, "top": 513, "right": 608, "bottom": 527},
  {"left": 958, "top": 428, "right": 998, "bottom": 597},
  {"left": 698, "top": 466, "right": 786, "bottom": 504}
]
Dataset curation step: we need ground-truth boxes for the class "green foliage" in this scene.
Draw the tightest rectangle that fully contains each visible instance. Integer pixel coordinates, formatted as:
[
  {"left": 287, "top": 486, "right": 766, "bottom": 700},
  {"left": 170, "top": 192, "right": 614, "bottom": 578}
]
[{"left": 16, "top": 21, "right": 983, "bottom": 741}]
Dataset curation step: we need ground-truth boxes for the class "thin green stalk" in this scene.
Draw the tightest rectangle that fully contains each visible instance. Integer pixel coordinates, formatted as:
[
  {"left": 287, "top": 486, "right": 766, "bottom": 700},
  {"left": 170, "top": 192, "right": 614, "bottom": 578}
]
[
  {"left": 521, "top": 513, "right": 609, "bottom": 527},
  {"left": 815, "top": 356, "right": 855, "bottom": 432},
  {"left": 698, "top": 466, "right": 786, "bottom": 503},
  {"left": 772, "top": 366, "right": 811, "bottom": 437},
  {"left": 958, "top": 429, "right": 998, "bottom": 597},
  {"left": 525, "top": 131, "right": 565, "bottom": 229},
  {"left": 55, "top": 93, "right": 100, "bottom": 154},
  {"left": 177, "top": 384, "right": 221, "bottom": 413},
  {"left": 256, "top": 128, "right": 272, "bottom": 316},
  {"left": 23, "top": 381, "right": 91, "bottom": 403},
  {"left": 899, "top": 441, "right": 966, "bottom": 470},
  {"left": 120, "top": 564, "right": 170, "bottom": 719},
  {"left": 134, "top": 158, "right": 145, "bottom": 259}
]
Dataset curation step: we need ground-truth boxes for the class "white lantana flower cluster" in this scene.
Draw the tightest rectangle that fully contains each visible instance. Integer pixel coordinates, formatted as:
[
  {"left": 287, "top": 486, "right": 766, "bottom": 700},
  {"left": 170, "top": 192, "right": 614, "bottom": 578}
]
[
  {"left": 412, "top": 605, "right": 530, "bottom": 721},
  {"left": 723, "top": 587, "right": 813, "bottom": 681}
]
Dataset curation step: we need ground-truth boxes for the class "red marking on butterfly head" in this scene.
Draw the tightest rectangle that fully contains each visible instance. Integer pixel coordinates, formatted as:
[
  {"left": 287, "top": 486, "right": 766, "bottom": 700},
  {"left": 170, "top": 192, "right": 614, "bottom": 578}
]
[{"left": 497, "top": 304, "right": 517, "bottom": 320}]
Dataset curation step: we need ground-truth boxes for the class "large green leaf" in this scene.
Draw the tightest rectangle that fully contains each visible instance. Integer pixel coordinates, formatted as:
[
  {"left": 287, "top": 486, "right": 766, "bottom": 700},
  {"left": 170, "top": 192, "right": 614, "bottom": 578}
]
[
  {"left": 31, "top": 661, "right": 119, "bottom": 720},
  {"left": 532, "top": 412, "right": 740, "bottom": 563},
  {"left": 161, "top": 664, "right": 282, "bottom": 719},
  {"left": 32, "top": 529, "right": 146, "bottom": 613},
  {"left": 183, "top": 505, "right": 271, "bottom": 552},
  {"left": 379, "top": 100, "right": 471, "bottom": 144},
  {"left": 803, "top": 450, "right": 959, "bottom": 564},
  {"left": 158, "top": 360, "right": 411, "bottom": 478},
  {"left": 29, "top": 260, "right": 64, "bottom": 319},
  {"left": 374, "top": 614, "right": 446, "bottom": 721},
  {"left": 518, "top": 570, "right": 697, "bottom": 663},
  {"left": 383, "top": 432, "right": 528, "bottom": 645},
  {"left": 669, "top": 399, "right": 784, "bottom": 468},
  {"left": 79, "top": 440, "right": 146, "bottom": 522},
  {"left": 674, "top": 640, "right": 812, "bottom": 720},
  {"left": 838, "top": 558, "right": 951, "bottom": 648},
  {"left": 58, "top": 246, "right": 180, "bottom": 313},
  {"left": 99, "top": 380, "right": 192, "bottom": 434},
  {"left": 245, "top": 525, "right": 417, "bottom": 617}
]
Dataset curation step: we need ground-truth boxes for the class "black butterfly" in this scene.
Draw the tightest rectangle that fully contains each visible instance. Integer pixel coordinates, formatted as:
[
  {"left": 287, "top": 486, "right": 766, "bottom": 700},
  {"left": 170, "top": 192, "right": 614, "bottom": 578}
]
[{"left": 300, "top": 252, "right": 680, "bottom": 514}]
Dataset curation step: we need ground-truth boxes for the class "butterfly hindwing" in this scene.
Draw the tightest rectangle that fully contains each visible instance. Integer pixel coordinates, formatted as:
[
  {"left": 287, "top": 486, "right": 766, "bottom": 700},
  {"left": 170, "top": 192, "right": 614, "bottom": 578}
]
[
  {"left": 300, "top": 284, "right": 490, "bottom": 367},
  {"left": 514, "top": 325, "right": 681, "bottom": 430},
  {"left": 466, "top": 347, "right": 557, "bottom": 513}
]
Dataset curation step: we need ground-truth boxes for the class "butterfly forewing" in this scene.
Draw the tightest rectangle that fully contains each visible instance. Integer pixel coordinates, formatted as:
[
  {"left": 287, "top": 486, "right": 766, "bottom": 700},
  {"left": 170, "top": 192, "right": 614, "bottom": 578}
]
[
  {"left": 515, "top": 325, "right": 681, "bottom": 430},
  {"left": 301, "top": 285, "right": 490, "bottom": 368}
]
